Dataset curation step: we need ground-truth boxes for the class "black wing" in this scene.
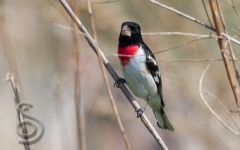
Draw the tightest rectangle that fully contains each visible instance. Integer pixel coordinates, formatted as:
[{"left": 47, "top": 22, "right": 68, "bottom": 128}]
[{"left": 141, "top": 43, "right": 165, "bottom": 106}]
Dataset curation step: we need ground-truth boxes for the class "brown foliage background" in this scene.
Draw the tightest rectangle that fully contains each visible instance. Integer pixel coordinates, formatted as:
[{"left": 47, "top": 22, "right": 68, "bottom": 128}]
[{"left": 1, "top": 0, "right": 240, "bottom": 150}]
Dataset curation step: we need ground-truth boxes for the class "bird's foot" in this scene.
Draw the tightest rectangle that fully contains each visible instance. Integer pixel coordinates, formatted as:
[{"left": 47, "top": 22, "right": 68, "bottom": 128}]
[
  {"left": 114, "top": 78, "right": 126, "bottom": 88},
  {"left": 136, "top": 99, "right": 149, "bottom": 117},
  {"left": 136, "top": 107, "right": 146, "bottom": 118}
]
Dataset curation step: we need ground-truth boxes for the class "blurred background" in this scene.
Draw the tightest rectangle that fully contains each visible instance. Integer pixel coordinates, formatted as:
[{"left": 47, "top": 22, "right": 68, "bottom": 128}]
[{"left": 1, "top": 0, "right": 240, "bottom": 149}]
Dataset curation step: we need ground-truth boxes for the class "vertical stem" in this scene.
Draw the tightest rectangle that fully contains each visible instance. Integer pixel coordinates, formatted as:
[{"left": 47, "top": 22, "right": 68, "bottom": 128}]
[
  {"left": 86, "top": 1, "right": 131, "bottom": 150},
  {"left": 1, "top": 2, "right": 31, "bottom": 149},
  {"left": 215, "top": 0, "right": 240, "bottom": 88},
  {"left": 71, "top": 0, "right": 86, "bottom": 149},
  {"left": 5, "top": 74, "right": 32, "bottom": 150},
  {"left": 209, "top": 0, "right": 240, "bottom": 107}
]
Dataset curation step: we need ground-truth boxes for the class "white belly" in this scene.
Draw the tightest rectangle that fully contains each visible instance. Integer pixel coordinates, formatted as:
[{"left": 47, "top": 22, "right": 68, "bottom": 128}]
[{"left": 119, "top": 48, "right": 158, "bottom": 101}]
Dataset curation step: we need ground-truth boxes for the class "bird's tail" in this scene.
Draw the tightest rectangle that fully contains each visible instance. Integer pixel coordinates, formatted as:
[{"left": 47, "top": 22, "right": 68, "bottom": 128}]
[{"left": 153, "top": 108, "right": 174, "bottom": 131}]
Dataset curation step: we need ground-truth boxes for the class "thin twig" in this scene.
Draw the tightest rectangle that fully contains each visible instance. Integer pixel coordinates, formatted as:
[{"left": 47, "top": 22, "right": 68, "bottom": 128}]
[
  {"left": 142, "top": 32, "right": 220, "bottom": 38},
  {"left": 108, "top": 54, "right": 240, "bottom": 63},
  {"left": 148, "top": 0, "right": 240, "bottom": 46},
  {"left": 215, "top": 0, "right": 240, "bottom": 87},
  {"left": 86, "top": 0, "right": 131, "bottom": 149},
  {"left": 209, "top": 0, "right": 240, "bottom": 107},
  {"left": 203, "top": 91, "right": 240, "bottom": 132},
  {"left": 148, "top": 0, "right": 213, "bottom": 30},
  {"left": 225, "top": 0, "right": 240, "bottom": 20},
  {"left": 232, "top": 28, "right": 240, "bottom": 37},
  {"left": 201, "top": 0, "right": 213, "bottom": 27},
  {"left": 54, "top": 23, "right": 88, "bottom": 37},
  {"left": 156, "top": 58, "right": 232, "bottom": 62},
  {"left": 199, "top": 53, "right": 240, "bottom": 137},
  {"left": 70, "top": 1, "right": 86, "bottom": 150},
  {"left": 78, "top": 0, "right": 120, "bottom": 4},
  {"left": 59, "top": 0, "right": 168, "bottom": 149},
  {"left": 231, "top": 0, "right": 240, "bottom": 20},
  {"left": 154, "top": 37, "right": 215, "bottom": 54},
  {"left": 1, "top": 4, "right": 31, "bottom": 148}
]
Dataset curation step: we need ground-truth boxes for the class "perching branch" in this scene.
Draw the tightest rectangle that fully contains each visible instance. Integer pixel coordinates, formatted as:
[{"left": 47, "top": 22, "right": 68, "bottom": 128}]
[{"left": 59, "top": 0, "right": 168, "bottom": 149}]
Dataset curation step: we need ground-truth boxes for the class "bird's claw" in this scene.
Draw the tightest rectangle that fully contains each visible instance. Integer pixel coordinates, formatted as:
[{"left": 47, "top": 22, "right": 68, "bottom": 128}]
[
  {"left": 114, "top": 78, "right": 126, "bottom": 88},
  {"left": 136, "top": 108, "right": 145, "bottom": 118}
]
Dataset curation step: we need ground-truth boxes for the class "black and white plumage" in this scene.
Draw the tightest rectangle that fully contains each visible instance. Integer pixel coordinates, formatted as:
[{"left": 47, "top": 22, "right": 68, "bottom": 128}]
[{"left": 117, "top": 22, "right": 174, "bottom": 131}]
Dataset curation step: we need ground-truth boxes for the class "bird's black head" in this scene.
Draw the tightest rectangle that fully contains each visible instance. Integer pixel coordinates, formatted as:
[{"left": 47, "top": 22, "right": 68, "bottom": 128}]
[{"left": 118, "top": 22, "right": 143, "bottom": 47}]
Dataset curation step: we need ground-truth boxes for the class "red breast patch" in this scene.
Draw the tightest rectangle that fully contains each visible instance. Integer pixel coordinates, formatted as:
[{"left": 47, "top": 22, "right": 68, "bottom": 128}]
[{"left": 118, "top": 45, "right": 139, "bottom": 71}]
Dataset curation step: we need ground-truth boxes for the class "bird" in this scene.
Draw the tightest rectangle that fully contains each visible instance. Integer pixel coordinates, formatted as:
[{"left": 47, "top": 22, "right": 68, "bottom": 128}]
[{"left": 116, "top": 22, "right": 174, "bottom": 131}]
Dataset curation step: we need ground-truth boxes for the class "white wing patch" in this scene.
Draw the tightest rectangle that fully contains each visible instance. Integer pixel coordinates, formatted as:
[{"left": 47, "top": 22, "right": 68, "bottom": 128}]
[
  {"left": 146, "top": 54, "right": 160, "bottom": 83},
  {"left": 153, "top": 71, "right": 160, "bottom": 83},
  {"left": 147, "top": 55, "right": 157, "bottom": 66},
  {"left": 156, "top": 71, "right": 160, "bottom": 76},
  {"left": 154, "top": 76, "right": 159, "bottom": 83}
]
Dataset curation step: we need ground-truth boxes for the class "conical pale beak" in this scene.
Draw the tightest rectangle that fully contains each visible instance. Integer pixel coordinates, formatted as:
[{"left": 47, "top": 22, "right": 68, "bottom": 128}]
[{"left": 121, "top": 25, "right": 131, "bottom": 36}]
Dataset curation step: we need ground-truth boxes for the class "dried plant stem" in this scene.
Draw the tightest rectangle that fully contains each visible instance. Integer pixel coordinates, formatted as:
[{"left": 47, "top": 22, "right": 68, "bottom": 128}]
[
  {"left": 70, "top": 2, "right": 86, "bottom": 150},
  {"left": 86, "top": 1, "right": 131, "bottom": 149},
  {"left": 155, "top": 37, "right": 214, "bottom": 54},
  {"left": 59, "top": 0, "right": 168, "bottom": 149},
  {"left": 5, "top": 73, "right": 32, "bottom": 150},
  {"left": 201, "top": 0, "right": 213, "bottom": 27},
  {"left": 215, "top": 0, "right": 240, "bottom": 88},
  {"left": 199, "top": 53, "right": 240, "bottom": 137},
  {"left": 1, "top": 3, "right": 31, "bottom": 149},
  {"left": 225, "top": 0, "right": 240, "bottom": 20},
  {"left": 209, "top": 0, "right": 240, "bottom": 107},
  {"left": 79, "top": 0, "right": 120, "bottom": 4},
  {"left": 156, "top": 58, "right": 234, "bottom": 62},
  {"left": 203, "top": 92, "right": 240, "bottom": 132},
  {"left": 142, "top": 32, "right": 219, "bottom": 38}
]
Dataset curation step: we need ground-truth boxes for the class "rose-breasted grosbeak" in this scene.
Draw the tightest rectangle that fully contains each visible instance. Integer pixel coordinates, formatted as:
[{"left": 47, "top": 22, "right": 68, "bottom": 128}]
[{"left": 117, "top": 22, "right": 174, "bottom": 131}]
